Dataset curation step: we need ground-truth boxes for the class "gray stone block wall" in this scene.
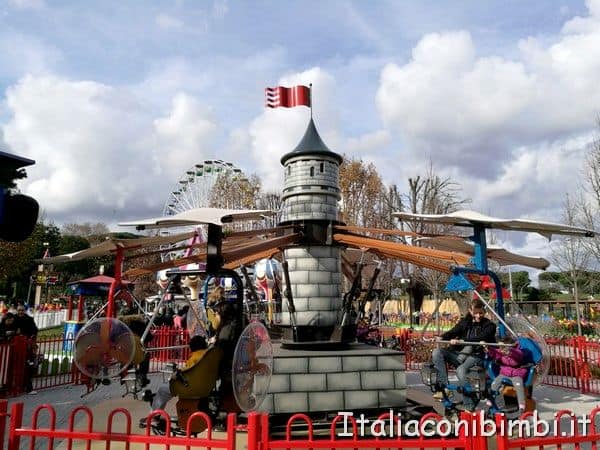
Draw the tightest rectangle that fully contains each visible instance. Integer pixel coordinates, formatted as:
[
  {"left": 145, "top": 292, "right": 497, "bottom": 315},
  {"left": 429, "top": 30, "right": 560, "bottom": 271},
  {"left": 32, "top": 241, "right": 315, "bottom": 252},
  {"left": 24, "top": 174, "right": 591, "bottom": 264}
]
[
  {"left": 281, "top": 155, "right": 341, "bottom": 222},
  {"left": 259, "top": 344, "right": 406, "bottom": 414},
  {"left": 280, "top": 195, "right": 339, "bottom": 222},
  {"left": 279, "top": 246, "right": 342, "bottom": 327}
]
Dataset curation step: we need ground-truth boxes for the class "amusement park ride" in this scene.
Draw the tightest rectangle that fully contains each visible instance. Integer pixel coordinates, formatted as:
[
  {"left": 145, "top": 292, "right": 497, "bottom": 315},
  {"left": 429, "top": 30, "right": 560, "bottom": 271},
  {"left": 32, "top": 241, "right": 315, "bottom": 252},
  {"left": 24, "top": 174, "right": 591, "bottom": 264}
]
[{"left": 40, "top": 114, "right": 595, "bottom": 435}]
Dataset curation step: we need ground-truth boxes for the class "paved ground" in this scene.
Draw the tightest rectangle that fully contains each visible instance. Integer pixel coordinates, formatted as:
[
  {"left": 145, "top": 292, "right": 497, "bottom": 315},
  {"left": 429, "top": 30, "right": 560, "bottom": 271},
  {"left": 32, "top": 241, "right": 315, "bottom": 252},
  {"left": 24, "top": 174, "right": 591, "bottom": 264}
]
[{"left": 3, "top": 372, "right": 600, "bottom": 449}]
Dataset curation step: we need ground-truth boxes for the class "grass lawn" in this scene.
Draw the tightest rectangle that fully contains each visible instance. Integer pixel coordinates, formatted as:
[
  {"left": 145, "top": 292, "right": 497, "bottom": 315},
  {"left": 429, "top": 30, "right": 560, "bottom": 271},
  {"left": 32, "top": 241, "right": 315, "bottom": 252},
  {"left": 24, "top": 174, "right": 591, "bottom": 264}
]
[{"left": 38, "top": 325, "right": 63, "bottom": 338}]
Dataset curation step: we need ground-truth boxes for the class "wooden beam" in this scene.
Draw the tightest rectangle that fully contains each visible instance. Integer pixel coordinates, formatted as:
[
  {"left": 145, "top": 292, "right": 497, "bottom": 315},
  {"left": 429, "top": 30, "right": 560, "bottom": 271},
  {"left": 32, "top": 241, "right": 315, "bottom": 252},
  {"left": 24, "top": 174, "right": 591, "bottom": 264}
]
[{"left": 333, "top": 233, "right": 470, "bottom": 265}]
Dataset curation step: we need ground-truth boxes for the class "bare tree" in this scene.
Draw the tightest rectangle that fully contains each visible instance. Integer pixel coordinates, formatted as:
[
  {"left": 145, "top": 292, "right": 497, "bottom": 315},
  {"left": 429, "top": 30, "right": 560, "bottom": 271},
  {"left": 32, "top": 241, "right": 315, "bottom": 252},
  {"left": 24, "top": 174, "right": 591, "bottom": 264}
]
[
  {"left": 399, "top": 163, "right": 470, "bottom": 321},
  {"left": 61, "top": 222, "right": 110, "bottom": 245},
  {"left": 339, "top": 157, "right": 386, "bottom": 228},
  {"left": 551, "top": 193, "right": 591, "bottom": 335},
  {"left": 258, "top": 191, "right": 282, "bottom": 227},
  {"left": 209, "top": 172, "right": 261, "bottom": 210},
  {"left": 209, "top": 172, "right": 262, "bottom": 231},
  {"left": 579, "top": 124, "right": 600, "bottom": 265}
]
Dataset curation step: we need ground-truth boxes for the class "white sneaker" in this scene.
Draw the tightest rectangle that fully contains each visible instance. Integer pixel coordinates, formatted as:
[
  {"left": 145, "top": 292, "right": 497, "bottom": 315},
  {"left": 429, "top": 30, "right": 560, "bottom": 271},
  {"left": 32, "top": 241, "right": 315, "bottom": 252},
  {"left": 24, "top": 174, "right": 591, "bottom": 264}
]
[{"left": 28, "top": 390, "right": 38, "bottom": 395}]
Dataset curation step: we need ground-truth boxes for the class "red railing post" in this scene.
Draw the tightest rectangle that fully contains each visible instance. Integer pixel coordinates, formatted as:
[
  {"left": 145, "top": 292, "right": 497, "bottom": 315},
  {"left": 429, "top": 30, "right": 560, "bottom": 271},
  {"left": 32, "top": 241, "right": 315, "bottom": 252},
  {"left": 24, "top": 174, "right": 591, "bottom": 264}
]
[
  {"left": 468, "top": 411, "right": 489, "bottom": 450},
  {"left": 260, "top": 414, "right": 270, "bottom": 450},
  {"left": 0, "top": 399, "right": 7, "bottom": 450},
  {"left": 494, "top": 413, "right": 509, "bottom": 450},
  {"left": 67, "top": 296, "right": 73, "bottom": 321},
  {"left": 226, "top": 413, "right": 237, "bottom": 450},
  {"left": 246, "top": 412, "right": 261, "bottom": 450},
  {"left": 569, "top": 336, "right": 582, "bottom": 392},
  {"left": 77, "top": 295, "right": 84, "bottom": 322},
  {"left": 7, "top": 402, "right": 23, "bottom": 450},
  {"left": 9, "top": 336, "right": 27, "bottom": 396},
  {"left": 576, "top": 335, "right": 591, "bottom": 393}
]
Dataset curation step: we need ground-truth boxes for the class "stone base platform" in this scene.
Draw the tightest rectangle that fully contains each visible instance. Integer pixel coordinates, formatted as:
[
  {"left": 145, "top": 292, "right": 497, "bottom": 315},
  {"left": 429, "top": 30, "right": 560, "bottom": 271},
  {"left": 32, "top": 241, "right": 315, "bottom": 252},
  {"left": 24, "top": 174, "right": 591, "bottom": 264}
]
[{"left": 257, "top": 342, "right": 406, "bottom": 414}]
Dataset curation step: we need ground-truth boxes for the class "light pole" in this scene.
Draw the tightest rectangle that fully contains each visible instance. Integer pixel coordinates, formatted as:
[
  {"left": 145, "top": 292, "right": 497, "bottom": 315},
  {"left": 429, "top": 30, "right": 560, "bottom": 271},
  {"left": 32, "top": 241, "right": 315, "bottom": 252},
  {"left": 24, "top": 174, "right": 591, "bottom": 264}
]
[
  {"left": 400, "top": 278, "right": 411, "bottom": 327},
  {"left": 519, "top": 282, "right": 530, "bottom": 301},
  {"left": 508, "top": 266, "right": 514, "bottom": 301},
  {"left": 33, "top": 242, "right": 49, "bottom": 308}
]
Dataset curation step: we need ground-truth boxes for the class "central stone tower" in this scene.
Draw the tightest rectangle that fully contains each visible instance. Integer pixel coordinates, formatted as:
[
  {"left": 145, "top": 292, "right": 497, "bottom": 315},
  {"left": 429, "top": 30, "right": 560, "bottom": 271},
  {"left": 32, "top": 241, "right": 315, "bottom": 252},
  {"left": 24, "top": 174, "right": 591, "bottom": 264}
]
[
  {"left": 278, "top": 118, "right": 351, "bottom": 346},
  {"left": 259, "top": 116, "right": 406, "bottom": 415}
]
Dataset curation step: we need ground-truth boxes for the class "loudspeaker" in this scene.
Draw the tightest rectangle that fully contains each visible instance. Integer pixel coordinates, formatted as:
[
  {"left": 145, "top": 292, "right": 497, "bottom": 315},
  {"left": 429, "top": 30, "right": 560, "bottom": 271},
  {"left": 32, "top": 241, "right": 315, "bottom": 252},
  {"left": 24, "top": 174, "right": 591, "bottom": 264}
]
[
  {"left": 0, "top": 193, "right": 39, "bottom": 242},
  {"left": 206, "top": 223, "right": 223, "bottom": 274}
]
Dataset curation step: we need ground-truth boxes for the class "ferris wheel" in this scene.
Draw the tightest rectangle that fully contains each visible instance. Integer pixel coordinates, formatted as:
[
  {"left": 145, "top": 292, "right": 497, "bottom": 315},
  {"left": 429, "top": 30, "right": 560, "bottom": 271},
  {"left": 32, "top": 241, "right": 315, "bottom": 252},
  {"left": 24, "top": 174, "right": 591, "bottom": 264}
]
[
  {"left": 159, "top": 159, "right": 256, "bottom": 262},
  {"left": 163, "top": 160, "right": 249, "bottom": 216}
]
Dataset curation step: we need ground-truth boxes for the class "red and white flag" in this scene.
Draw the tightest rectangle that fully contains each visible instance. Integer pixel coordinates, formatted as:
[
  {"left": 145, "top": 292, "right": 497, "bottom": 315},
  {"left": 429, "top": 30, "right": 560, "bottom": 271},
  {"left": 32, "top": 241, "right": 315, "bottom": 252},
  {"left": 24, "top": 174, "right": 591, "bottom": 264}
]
[{"left": 265, "top": 85, "right": 311, "bottom": 108}]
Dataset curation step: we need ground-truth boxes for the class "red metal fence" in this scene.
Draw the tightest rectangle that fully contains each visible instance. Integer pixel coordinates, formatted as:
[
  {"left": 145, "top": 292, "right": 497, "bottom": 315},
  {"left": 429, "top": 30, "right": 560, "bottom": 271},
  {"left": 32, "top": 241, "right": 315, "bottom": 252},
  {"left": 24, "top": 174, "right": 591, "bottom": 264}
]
[
  {"left": 4, "top": 327, "right": 600, "bottom": 397},
  {"left": 3, "top": 399, "right": 600, "bottom": 450},
  {"left": 382, "top": 328, "right": 600, "bottom": 395},
  {"left": 2, "top": 400, "right": 237, "bottom": 450},
  {"left": 0, "top": 327, "right": 190, "bottom": 397}
]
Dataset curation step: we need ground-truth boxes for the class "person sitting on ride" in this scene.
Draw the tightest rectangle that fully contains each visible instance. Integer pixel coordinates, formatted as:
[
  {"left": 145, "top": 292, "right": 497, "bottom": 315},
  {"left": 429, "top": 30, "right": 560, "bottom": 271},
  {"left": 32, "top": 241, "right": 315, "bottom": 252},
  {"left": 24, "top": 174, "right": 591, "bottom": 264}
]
[
  {"left": 432, "top": 299, "right": 496, "bottom": 411},
  {"left": 485, "top": 335, "right": 528, "bottom": 414},
  {"left": 208, "top": 291, "right": 242, "bottom": 412},
  {"left": 145, "top": 335, "right": 208, "bottom": 417},
  {"left": 120, "top": 314, "right": 152, "bottom": 387}
]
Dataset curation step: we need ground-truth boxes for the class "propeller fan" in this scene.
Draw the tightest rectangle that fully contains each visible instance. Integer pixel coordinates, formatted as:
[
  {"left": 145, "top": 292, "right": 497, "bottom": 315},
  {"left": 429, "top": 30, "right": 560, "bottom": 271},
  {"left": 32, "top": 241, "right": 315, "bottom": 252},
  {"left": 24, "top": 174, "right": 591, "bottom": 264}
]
[
  {"left": 74, "top": 317, "right": 136, "bottom": 379},
  {"left": 232, "top": 321, "right": 273, "bottom": 411}
]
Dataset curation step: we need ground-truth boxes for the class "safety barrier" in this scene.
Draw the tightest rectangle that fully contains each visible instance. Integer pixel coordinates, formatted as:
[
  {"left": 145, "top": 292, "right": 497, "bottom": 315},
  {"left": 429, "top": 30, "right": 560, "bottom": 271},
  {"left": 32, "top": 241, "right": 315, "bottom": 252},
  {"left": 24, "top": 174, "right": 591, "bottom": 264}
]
[
  {"left": 4, "top": 399, "right": 600, "bottom": 450},
  {"left": 495, "top": 408, "right": 600, "bottom": 450},
  {"left": 398, "top": 331, "right": 600, "bottom": 395},
  {"left": 147, "top": 326, "right": 190, "bottom": 368},
  {"left": 3, "top": 400, "right": 237, "bottom": 450},
  {"left": 0, "top": 327, "right": 191, "bottom": 396},
  {"left": 0, "top": 337, "right": 29, "bottom": 397},
  {"left": 31, "top": 310, "right": 67, "bottom": 330},
  {"left": 3, "top": 327, "right": 600, "bottom": 397},
  {"left": 247, "top": 411, "right": 479, "bottom": 450}
]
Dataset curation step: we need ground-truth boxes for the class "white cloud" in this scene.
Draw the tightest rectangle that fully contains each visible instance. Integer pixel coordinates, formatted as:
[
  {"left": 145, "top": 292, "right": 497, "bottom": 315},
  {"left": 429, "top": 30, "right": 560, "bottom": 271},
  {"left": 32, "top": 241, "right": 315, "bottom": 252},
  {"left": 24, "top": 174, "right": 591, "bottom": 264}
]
[
  {"left": 376, "top": 3, "right": 600, "bottom": 181},
  {"left": 8, "top": 0, "right": 44, "bottom": 10},
  {"left": 346, "top": 129, "right": 391, "bottom": 155},
  {"left": 154, "top": 92, "right": 217, "bottom": 180},
  {"left": 2, "top": 76, "right": 219, "bottom": 223},
  {"left": 561, "top": 0, "right": 600, "bottom": 33},
  {"left": 155, "top": 13, "right": 184, "bottom": 31}
]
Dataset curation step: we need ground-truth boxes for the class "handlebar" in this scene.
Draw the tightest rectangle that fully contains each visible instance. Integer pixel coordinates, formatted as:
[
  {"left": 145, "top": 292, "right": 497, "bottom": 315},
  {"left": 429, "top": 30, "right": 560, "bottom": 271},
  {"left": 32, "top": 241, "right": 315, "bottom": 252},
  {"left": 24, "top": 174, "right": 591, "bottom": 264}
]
[{"left": 429, "top": 339, "right": 515, "bottom": 347}]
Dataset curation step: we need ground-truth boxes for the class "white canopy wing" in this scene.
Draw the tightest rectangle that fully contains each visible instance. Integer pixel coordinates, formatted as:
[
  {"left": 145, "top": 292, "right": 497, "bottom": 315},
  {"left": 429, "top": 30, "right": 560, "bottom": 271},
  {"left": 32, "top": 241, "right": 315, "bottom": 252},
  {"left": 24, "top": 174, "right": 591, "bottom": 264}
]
[
  {"left": 416, "top": 236, "right": 550, "bottom": 270},
  {"left": 37, "top": 231, "right": 196, "bottom": 264},
  {"left": 118, "top": 207, "right": 275, "bottom": 229},
  {"left": 394, "top": 209, "right": 595, "bottom": 240}
]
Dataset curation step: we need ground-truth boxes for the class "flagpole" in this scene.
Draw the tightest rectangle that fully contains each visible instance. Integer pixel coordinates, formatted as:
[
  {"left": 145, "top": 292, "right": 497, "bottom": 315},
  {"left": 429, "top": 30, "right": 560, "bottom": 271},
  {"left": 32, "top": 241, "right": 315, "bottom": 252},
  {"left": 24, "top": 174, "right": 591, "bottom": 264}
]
[{"left": 309, "top": 83, "right": 313, "bottom": 119}]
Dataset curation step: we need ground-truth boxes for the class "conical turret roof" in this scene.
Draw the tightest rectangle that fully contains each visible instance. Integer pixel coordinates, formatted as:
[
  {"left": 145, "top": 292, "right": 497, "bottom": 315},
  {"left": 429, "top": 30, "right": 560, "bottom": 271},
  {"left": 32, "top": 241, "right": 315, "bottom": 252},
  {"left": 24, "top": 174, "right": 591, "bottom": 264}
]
[{"left": 280, "top": 118, "right": 343, "bottom": 165}]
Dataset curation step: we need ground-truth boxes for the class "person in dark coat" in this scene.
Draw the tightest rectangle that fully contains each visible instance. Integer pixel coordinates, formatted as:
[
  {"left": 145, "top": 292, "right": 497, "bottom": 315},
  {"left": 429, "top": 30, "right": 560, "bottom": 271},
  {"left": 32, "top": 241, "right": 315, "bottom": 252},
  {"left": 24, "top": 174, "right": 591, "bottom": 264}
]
[
  {"left": 14, "top": 304, "right": 39, "bottom": 394},
  {"left": 14, "top": 304, "right": 38, "bottom": 338},
  {"left": 208, "top": 297, "right": 242, "bottom": 414},
  {"left": 431, "top": 299, "right": 496, "bottom": 410},
  {"left": 0, "top": 312, "right": 18, "bottom": 340},
  {"left": 120, "top": 314, "right": 152, "bottom": 387}
]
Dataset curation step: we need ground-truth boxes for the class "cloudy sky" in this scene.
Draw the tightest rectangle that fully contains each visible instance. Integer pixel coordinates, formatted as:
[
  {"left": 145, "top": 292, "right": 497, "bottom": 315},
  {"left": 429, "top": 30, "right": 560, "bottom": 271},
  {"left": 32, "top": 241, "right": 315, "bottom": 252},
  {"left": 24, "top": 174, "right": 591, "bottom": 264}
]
[{"left": 2, "top": 0, "right": 600, "bottom": 279}]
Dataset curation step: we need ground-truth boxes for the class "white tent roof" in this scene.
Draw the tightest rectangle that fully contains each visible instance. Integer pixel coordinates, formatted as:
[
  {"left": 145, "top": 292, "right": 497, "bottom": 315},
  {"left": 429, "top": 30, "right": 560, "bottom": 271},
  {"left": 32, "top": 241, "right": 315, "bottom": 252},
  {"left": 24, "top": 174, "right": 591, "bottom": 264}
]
[
  {"left": 394, "top": 209, "right": 595, "bottom": 240},
  {"left": 37, "top": 231, "right": 196, "bottom": 264},
  {"left": 416, "top": 236, "right": 550, "bottom": 270},
  {"left": 118, "top": 207, "right": 275, "bottom": 229}
]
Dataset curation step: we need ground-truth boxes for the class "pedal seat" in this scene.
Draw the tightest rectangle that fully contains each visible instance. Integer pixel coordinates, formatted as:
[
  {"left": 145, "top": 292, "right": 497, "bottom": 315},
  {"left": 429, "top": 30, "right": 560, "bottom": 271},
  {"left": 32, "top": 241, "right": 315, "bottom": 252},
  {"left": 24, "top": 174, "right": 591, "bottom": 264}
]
[
  {"left": 176, "top": 399, "right": 209, "bottom": 433},
  {"left": 500, "top": 386, "right": 536, "bottom": 412},
  {"left": 170, "top": 346, "right": 223, "bottom": 399}
]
